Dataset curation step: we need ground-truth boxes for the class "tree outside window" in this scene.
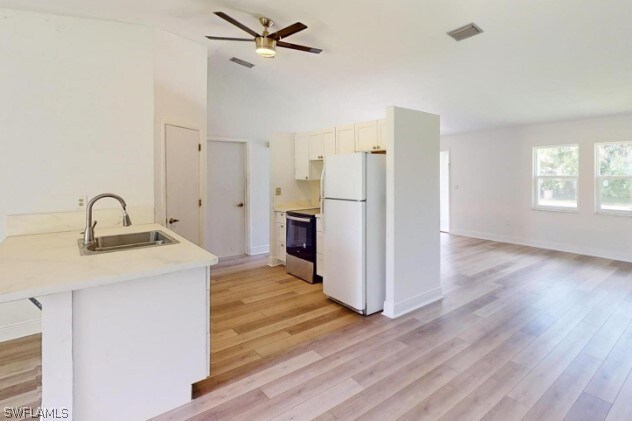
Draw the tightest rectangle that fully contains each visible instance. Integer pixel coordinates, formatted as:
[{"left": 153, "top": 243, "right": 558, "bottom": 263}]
[
  {"left": 596, "top": 142, "right": 632, "bottom": 214},
  {"left": 533, "top": 145, "right": 579, "bottom": 210}
]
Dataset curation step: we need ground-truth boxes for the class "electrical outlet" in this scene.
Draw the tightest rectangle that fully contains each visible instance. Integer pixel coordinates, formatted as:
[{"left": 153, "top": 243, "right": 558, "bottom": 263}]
[
  {"left": 275, "top": 187, "right": 282, "bottom": 196},
  {"left": 77, "top": 195, "right": 88, "bottom": 211}
]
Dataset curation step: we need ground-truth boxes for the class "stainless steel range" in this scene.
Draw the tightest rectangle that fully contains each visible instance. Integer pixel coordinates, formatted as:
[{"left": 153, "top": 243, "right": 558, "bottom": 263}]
[{"left": 285, "top": 208, "right": 320, "bottom": 283}]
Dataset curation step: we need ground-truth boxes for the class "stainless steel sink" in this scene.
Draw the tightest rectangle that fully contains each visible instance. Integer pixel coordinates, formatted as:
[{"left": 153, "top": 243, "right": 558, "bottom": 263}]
[{"left": 78, "top": 230, "right": 179, "bottom": 255}]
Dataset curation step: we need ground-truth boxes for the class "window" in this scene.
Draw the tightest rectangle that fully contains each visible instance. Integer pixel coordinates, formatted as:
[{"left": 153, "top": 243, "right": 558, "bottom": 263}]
[
  {"left": 596, "top": 142, "right": 632, "bottom": 214},
  {"left": 533, "top": 145, "right": 579, "bottom": 210}
]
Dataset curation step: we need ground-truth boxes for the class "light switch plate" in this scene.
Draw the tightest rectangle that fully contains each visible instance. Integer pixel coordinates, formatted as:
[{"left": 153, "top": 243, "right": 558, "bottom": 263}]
[{"left": 275, "top": 187, "right": 282, "bottom": 196}]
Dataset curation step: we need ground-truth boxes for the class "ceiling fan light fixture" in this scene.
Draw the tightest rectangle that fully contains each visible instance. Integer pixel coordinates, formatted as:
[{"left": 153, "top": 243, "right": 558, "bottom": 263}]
[{"left": 256, "top": 37, "right": 276, "bottom": 57}]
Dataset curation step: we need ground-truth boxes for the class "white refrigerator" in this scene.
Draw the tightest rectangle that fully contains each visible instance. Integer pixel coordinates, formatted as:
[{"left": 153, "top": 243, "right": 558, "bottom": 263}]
[{"left": 321, "top": 152, "right": 386, "bottom": 315}]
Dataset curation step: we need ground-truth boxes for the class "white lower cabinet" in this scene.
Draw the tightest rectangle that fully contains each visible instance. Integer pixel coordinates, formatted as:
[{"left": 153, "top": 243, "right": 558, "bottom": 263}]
[
  {"left": 316, "top": 215, "right": 324, "bottom": 277},
  {"left": 275, "top": 212, "right": 286, "bottom": 263},
  {"left": 316, "top": 253, "right": 324, "bottom": 277}
]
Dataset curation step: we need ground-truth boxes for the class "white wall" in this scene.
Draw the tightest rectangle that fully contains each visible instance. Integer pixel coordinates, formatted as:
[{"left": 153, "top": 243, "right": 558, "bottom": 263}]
[
  {"left": 0, "top": 8, "right": 155, "bottom": 340},
  {"left": 269, "top": 133, "right": 315, "bottom": 207},
  {"left": 153, "top": 30, "right": 208, "bottom": 240},
  {"left": 442, "top": 113, "right": 632, "bottom": 261},
  {"left": 0, "top": 9, "right": 208, "bottom": 341},
  {"left": 0, "top": 9, "right": 155, "bottom": 239},
  {"left": 384, "top": 107, "right": 442, "bottom": 318}
]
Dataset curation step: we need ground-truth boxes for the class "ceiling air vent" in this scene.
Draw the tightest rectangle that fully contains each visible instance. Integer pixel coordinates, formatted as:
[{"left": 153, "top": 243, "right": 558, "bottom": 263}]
[
  {"left": 230, "top": 57, "right": 255, "bottom": 68},
  {"left": 447, "top": 23, "right": 483, "bottom": 41}
]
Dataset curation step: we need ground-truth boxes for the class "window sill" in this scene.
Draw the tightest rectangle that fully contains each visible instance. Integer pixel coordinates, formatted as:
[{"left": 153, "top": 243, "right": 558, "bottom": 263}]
[
  {"left": 595, "top": 210, "right": 632, "bottom": 217},
  {"left": 531, "top": 207, "right": 579, "bottom": 214}
]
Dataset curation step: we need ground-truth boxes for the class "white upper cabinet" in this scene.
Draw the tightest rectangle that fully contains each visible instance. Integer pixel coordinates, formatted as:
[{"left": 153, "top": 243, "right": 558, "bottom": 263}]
[
  {"left": 307, "top": 129, "right": 336, "bottom": 161},
  {"left": 295, "top": 132, "right": 310, "bottom": 180},
  {"left": 295, "top": 120, "right": 385, "bottom": 181},
  {"left": 296, "top": 132, "right": 323, "bottom": 180},
  {"left": 322, "top": 128, "right": 336, "bottom": 158},
  {"left": 355, "top": 120, "right": 379, "bottom": 152},
  {"left": 377, "top": 119, "right": 386, "bottom": 151},
  {"left": 308, "top": 131, "right": 324, "bottom": 161},
  {"left": 336, "top": 124, "right": 355, "bottom": 154}
]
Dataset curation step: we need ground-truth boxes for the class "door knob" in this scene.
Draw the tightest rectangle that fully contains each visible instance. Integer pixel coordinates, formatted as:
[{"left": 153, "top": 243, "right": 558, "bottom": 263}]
[
  {"left": 168, "top": 218, "right": 179, "bottom": 224},
  {"left": 237, "top": 203, "right": 244, "bottom": 207}
]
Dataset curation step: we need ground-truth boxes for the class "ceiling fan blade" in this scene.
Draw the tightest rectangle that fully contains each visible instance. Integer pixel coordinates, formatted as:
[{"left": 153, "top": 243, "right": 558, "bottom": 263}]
[
  {"left": 269, "top": 22, "right": 307, "bottom": 40},
  {"left": 205, "top": 36, "right": 253, "bottom": 42},
  {"left": 277, "top": 41, "right": 322, "bottom": 54},
  {"left": 214, "top": 12, "right": 260, "bottom": 38}
]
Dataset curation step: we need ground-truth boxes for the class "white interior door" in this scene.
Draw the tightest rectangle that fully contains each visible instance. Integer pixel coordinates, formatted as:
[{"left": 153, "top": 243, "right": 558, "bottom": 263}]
[
  {"left": 165, "top": 125, "right": 200, "bottom": 244},
  {"left": 440, "top": 150, "right": 450, "bottom": 233},
  {"left": 206, "top": 141, "right": 246, "bottom": 258}
]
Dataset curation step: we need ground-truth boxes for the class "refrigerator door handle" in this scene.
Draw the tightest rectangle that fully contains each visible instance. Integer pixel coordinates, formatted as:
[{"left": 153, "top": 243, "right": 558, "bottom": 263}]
[
  {"left": 321, "top": 200, "right": 325, "bottom": 232},
  {"left": 320, "top": 165, "right": 325, "bottom": 201},
  {"left": 321, "top": 165, "right": 326, "bottom": 232}
]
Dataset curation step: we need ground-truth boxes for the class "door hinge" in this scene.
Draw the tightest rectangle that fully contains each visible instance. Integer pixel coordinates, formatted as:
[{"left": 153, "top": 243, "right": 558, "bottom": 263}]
[
  {"left": 198, "top": 144, "right": 201, "bottom": 152},
  {"left": 199, "top": 199, "right": 202, "bottom": 207}
]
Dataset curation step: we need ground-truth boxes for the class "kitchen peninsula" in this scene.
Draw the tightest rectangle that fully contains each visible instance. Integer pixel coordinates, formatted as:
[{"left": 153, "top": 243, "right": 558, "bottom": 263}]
[{"left": 0, "top": 223, "right": 218, "bottom": 420}]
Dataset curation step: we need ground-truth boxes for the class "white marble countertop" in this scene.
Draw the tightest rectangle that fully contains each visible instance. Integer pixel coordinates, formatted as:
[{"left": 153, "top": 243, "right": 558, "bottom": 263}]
[
  {"left": 273, "top": 202, "right": 321, "bottom": 212},
  {"left": 0, "top": 223, "right": 218, "bottom": 304}
]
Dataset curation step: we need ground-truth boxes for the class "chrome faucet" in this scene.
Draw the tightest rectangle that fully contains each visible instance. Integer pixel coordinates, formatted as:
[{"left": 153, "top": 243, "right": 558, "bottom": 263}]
[{"left": 83, "top": 193, "right": 132, "bottom": 247}]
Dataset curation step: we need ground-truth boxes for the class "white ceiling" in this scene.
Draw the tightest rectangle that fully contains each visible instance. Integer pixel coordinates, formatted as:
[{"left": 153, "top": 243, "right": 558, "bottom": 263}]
[{"left": 2, "top": 0, "right": 632, "bottom": 133}]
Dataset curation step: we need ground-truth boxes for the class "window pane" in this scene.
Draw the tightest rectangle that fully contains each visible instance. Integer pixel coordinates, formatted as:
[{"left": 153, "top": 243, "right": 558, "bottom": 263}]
[
  {"left": 600, "top": 178, "right": 632, "bottom": 211},
  {"left": 536, "top": 146, "right": 579, "bottom": 176},
  {"left": 598, "top": 143, "right": 632, "bottom": 176},
  {"left": 537, "top": 178, "right": 577, "bottom": 208}
]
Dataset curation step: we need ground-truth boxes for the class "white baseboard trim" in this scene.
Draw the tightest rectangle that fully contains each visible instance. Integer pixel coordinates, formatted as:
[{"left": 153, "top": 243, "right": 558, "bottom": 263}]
[
  {"left": 248, "top": 245, "right": 270, "bottom": 256},
  {"left": 267, "top": 257, "right": 284, "bottom": 267},
  {"left": 382, "top": 287, "right": 444, "bottom": 319},
  {"left": 451, "top": 229, "right": 632, "bottom": 263},
  {"left": 0, "top": 319, "right": 41, "bottom": 342}
]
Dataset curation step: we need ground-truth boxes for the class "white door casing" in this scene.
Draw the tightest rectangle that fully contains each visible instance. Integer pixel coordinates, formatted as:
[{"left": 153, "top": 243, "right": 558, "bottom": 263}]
[
  {"left": 165, "top": 125, "right": 201, "bottom": 244},
  {"left": 206, "top": 140, "right": 246, "bottom": 258}
]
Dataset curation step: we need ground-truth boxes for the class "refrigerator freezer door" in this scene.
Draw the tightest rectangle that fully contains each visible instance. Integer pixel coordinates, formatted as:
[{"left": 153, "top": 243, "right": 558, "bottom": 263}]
[
  {"left": 322, "top": 199, "right": 365, "bottom": 312},
  {"left": 323, "top": 153, "right": 366, "bottom": 201}
]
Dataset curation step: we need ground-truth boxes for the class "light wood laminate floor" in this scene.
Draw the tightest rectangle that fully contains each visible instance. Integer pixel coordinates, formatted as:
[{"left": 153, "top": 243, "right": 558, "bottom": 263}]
[
  {"left": 156, "top": 234, "right": 632, "bottom": 420},
  {"left": 0, "top": 334, "right": 41, "bottom": 417},
  {"left": 192, "top": 254, "right": 362, "bottom": 397},
  {"left": 3, "top": 234, "right": 632, "bottom": 420}
]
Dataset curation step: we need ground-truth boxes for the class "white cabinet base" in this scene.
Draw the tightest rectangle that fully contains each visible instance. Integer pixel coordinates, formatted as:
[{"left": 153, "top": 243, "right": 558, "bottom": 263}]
[{"left": 40, "top": 268, "right": 209, "bottom": 421}]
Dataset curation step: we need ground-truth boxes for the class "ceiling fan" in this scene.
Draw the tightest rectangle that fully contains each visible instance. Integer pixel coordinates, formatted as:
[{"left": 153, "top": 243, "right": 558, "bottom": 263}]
[{"left": 206, "top": 12, "right": 322, "bottom": 58}]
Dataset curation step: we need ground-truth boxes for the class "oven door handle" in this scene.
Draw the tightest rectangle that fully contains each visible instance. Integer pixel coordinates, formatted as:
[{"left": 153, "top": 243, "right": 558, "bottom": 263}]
[{"left": 286, "top": 215, "right": 312, "bottom": 223}]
